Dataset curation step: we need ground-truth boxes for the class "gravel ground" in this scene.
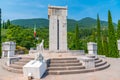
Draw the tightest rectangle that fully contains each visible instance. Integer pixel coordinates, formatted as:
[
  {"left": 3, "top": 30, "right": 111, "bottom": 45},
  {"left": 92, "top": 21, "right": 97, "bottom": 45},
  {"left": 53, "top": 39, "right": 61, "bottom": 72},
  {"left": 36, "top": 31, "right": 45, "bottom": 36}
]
[{"left": 0, "top": 57, "right": 120, "bottom": 80}]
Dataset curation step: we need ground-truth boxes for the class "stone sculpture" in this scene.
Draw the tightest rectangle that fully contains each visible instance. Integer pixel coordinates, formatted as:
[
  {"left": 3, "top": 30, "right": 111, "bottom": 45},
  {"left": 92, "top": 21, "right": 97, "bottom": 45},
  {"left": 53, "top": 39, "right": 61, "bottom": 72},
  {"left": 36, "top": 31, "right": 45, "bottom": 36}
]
[{"left": 34, "top": 52, "right": 43, "bottom": 62}]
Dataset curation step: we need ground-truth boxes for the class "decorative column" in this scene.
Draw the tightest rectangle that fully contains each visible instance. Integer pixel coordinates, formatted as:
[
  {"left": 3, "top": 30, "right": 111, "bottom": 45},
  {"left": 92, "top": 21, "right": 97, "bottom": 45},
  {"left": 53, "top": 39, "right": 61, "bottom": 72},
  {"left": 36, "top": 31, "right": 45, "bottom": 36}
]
[
  {"left": 87, "top": 42, "right": 97, "bottom": 55},
  {"left": 117, "top": 40, "right": 120, "bottom": 56}
]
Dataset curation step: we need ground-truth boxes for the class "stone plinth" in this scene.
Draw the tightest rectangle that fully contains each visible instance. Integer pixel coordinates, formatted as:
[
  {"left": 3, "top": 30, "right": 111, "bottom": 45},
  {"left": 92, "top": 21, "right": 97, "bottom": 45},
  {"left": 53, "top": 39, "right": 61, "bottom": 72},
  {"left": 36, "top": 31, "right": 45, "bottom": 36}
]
[
  {"left": 48, "top": 5, "right": 67, "bottom": 52},
  {"left": 78, "top": 57, "right": 95, "bottom": 69},
  {"left": 23, "top": 60, "right": 47, "bottom": 79},
  {"left": 87, "top": 42, "right": 97, "bottom": 55},
  {"left": 2, "top": 41, "right": 16, "bottom": 58}
]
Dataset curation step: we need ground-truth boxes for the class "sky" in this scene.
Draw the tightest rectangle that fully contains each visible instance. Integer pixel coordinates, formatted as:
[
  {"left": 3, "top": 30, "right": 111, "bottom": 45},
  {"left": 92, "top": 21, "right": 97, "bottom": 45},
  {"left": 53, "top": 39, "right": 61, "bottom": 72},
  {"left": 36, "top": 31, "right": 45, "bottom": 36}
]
[{"left": 0, "top": 0, "right": 120, "bottom": 23}]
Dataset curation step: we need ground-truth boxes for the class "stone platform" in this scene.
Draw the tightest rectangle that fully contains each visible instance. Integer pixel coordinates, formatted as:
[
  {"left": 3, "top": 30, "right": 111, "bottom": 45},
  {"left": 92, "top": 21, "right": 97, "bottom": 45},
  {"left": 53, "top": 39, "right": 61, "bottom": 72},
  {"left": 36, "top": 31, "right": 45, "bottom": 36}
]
[
  {"left": 0, "top": 58, "right": 120, "bottom": 80},
  {"left": 1, "top": 50, "right": 110, "bottom": 79}
]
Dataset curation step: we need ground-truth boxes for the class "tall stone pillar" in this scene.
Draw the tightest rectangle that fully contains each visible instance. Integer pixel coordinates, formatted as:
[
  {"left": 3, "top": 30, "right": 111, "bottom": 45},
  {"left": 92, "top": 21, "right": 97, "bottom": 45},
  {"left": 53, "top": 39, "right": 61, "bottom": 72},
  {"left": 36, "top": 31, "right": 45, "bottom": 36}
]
[{"left": 48, "top": 5, "right": 67, "bottom": 52}]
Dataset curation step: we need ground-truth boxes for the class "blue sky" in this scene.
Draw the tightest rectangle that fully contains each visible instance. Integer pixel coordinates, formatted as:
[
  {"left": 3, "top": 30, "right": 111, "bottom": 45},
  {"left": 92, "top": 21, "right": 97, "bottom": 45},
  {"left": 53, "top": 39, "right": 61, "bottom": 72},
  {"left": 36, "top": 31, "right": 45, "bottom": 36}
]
[{"left": 0, "top": 0, "right": 120, "bottom": 23}]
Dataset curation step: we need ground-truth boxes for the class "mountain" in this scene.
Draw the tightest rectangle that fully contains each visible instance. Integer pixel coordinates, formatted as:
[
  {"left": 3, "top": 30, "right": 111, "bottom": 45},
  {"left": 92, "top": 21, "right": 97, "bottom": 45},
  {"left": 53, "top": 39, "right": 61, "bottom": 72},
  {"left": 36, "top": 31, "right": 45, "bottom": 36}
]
[
  {"left": 11, "top": 17, "right": 117, "bottom": 31},
  {"left": 11, "top": 18, "right": 49, "bottom": 28}
]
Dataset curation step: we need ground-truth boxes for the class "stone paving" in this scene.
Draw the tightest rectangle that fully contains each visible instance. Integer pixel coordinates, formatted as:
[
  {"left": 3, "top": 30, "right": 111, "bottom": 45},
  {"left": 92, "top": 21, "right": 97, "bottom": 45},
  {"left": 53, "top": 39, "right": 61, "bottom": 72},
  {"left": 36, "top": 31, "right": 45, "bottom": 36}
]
[{"left": 0, "top": 58, "right": 120, "bottom": 80}]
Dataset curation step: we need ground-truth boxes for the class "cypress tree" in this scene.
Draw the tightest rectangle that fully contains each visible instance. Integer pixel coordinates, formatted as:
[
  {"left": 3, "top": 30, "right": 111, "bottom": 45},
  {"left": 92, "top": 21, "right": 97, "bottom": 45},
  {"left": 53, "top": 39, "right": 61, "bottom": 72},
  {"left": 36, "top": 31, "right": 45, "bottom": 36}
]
[
  {"left": 0, "top": 8, "right": 1, "bottom": 58},
  {"left": 91, "top": 28, "right": 96, "bottom": 42},
  {"left": 102, "top": 35, "right": 109, "bottom": 57},
  {"left": 97, "top": 14, "right": 103, "bottom": 55},
  {"left": 108, "top": 10, "right": 119, "bottom": 58},
  {"left": 75, "top": 24, "right": 79, "bottom": 50},
  {"left": 2, "top": 21, "right": 5, "bottom": 29},
  {"left": 117, "top": 20, "right": 120, "bottom": 39},
  {"left": 6, "top": 19, "right": 11, "bottom": 28},
  {"left": 0, "top": 8, "right": 1, "bottom": 28}
]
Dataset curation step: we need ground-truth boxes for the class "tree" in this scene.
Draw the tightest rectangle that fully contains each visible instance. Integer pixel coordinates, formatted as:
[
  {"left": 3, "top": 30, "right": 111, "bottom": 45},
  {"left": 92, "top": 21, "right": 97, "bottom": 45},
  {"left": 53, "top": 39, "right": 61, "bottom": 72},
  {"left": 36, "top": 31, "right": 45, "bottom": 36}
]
[
  {"left": 75, "top": 24, "right": 79, "bottom": 49},
  {"left": 2, "top": 21, "right": 5, "bottom": 29},
  {"left": 6, "top": 19, "right": 11, "bottom": 29},
  {"left": 102, "top": 35, "right": 109, "bottom": 57},
  {"left": 0, "top": 8, "right": 1, "bottom": 58},
  {"left": 97, "top": 14, "right": 103, "bottom": 55},
  {"left": 117, "top": 20, "right": 120, "bottom": 39},
  {"left": 108, "top": 10, "right": 119, "bottom": 58}
]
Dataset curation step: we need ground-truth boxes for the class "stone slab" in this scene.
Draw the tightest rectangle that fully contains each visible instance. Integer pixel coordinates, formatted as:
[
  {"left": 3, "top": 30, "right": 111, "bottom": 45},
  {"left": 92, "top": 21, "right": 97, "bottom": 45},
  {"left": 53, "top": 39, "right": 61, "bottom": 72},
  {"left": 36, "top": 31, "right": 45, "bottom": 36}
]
[{"left": 23, "top": 60, "right": 47, "bottom": 79}]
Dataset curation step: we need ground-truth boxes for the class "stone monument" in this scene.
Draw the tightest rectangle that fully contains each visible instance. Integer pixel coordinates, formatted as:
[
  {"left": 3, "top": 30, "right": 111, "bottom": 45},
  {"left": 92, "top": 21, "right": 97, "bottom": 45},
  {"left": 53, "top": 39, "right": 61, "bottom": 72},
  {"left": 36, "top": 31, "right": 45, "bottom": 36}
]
[
  {"left": 87, "top": 42, "right": 97, "bottom": 55},
  {"left": 2, "top": 41, "right": 16, "bottom": 58},
  {"left": 48, "top": 5, "right": 67, "bottom": 52}
]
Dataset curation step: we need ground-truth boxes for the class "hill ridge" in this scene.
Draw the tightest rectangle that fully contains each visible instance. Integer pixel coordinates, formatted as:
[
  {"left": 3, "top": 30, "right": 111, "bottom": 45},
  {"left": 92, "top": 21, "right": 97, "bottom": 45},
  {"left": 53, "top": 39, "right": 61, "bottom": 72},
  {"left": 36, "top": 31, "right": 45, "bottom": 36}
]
[{"left": 11, "top": 17, "right": 117, "bottom": 31}]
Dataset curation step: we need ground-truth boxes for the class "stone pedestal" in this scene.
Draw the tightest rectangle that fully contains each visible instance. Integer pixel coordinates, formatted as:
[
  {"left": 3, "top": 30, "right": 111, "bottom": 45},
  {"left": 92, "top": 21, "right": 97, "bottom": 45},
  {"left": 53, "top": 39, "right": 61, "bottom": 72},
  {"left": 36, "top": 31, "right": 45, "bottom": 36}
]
[
  {"left": 87, "top": 42, "right": 97, "bottom": 55},
  {"left": 23, "top": 60, "right": 47, "bottom": 79},
  {"left": 2, "top": 41, "right": 16, "bottom": 58},
  {"left": 78, "top": 57, "right": 95, "bottom": 69}
]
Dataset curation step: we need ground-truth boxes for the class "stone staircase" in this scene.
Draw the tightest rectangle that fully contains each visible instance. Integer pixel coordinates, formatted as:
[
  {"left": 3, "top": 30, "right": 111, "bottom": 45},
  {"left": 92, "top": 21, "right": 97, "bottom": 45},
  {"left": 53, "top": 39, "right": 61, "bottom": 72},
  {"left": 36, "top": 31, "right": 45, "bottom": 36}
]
[
  {"left": 2, "top": 56, "right": 110, "bottom": 75},
  {"left": 2, "top": 57, "right": 34, "bottom": 73},
  {"left": 47, "top": 57, "right": 110, "bottom": 75}
]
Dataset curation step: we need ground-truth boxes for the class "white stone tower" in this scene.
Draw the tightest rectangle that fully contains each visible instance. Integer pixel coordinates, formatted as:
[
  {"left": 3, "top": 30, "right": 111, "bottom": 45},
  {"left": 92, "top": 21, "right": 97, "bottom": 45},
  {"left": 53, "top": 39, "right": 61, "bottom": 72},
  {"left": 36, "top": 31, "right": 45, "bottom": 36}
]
[{"left": 48, "top": 5, "right": 67, "bottom": 52}]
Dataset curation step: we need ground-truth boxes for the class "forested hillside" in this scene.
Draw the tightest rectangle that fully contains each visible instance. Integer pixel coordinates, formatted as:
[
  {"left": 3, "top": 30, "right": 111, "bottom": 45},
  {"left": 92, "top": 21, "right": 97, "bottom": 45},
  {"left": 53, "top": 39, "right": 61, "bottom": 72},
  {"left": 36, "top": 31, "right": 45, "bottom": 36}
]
[{"left": 10, "top": 17, "right": 117, "bottom": 31}]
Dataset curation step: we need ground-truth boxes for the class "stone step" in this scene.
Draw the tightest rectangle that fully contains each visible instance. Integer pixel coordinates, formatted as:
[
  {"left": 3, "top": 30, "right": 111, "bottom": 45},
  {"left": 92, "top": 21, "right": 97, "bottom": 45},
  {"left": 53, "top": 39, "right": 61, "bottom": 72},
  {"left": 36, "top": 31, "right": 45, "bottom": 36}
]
[
  {"left": 10, "top": 64, "right": 23, "bottom": 69},
  {"left": 48, "top": 63, "right": 110, "bottom": 75},
  {"left": 21, "top": 57, "right": 34, "bottom": 60},
  {"left": 94, "top": 57, "right": 99, "bottom": 60},
  {"left": 13, "top": 62, "right": 27, "bottom": 65},
  {"left": 18, "top": 59, "right": 32, "bottom": 62},
  {"left": 48, "top": 63, "right": 82, "bottom": 67},
  {"left": 95, "top": 63, "right": 110, "bottom": 71},
  {"left": 48, "top": 66, "right": 85, "bottom": 70},
  {"left": 50, "top": 58, "right": 77, "bottom": 60},
  {"left": 49, "top": 60, "right": 79, "bottom": 63},
  {"left": 48, "top": 69, "right": 94, "bottom": 75},
  {"left": 95, "top": 59, "right": 102, "bottom": 63},
  {"left": 2, "top": 64, "right": 22, "bottom": 73},
  {"left": 95, "top": 61, "right": 107, "bottom": 67}
]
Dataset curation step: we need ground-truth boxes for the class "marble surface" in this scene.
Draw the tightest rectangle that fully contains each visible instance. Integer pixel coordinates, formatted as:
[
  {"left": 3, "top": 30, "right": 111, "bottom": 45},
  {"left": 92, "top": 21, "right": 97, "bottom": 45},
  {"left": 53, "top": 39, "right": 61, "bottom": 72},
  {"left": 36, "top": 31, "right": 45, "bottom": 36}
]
[{"left": 23, "top": 60, "right": 47, "bottom": 79}]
